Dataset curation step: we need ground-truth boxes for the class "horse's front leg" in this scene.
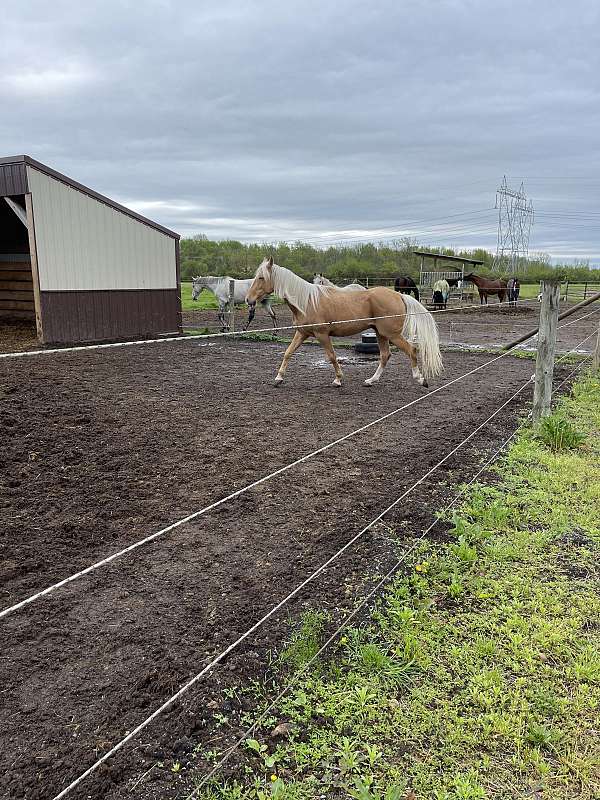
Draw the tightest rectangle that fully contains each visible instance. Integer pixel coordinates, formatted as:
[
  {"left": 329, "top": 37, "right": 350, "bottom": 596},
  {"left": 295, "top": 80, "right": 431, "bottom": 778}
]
[
  {"left": 222, "top": 302, "right": 231, "bottom": 331},
  {"left": 275, "top": 330, "right": 307, "bottom": 384},
  {"left": 262, "top": 301, "right": 277, "bottom": 338},
  {"left": 315, "top": 331, "right": 344, "bottom": 386}
]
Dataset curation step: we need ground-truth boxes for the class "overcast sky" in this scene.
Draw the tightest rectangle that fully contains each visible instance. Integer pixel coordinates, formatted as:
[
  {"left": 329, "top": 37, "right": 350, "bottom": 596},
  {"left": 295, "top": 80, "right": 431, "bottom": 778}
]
[{"left": 2, "top": 1, "right": 599, "bottom": 263}]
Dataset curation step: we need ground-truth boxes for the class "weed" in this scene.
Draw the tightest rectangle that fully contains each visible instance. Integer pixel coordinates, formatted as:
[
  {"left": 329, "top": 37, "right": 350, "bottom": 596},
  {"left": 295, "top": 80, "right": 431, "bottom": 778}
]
[
  {"left": 279, "top": 611, "right": 328, "bottom": 670},
  {"left": 536, "top": 414, "right": 585, "bottom": 452}
]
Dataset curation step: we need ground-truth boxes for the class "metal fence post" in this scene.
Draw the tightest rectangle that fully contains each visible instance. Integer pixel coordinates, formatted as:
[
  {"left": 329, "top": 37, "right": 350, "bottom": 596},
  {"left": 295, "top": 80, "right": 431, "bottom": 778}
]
[
  {"left": 229, "top": 279, "right": 235, "bottom": 337},
  {"left": 532, "top": 281, "right": 560, "bottom": 422},
  {"left": 593, "top": 319, "right": 600, "bottom": 371}
]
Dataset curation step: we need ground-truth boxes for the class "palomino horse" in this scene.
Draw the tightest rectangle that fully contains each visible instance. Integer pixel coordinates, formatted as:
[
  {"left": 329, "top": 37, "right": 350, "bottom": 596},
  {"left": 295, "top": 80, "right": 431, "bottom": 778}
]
[
  {"left": 313, "top": 274, "right": 366, "bottom": 291},
  {"left": 192, "top": 276, "right": 277, "bottom": 331},
  {"left": 432, "top": 278, "right": 450, "bottom": 310},
  {"left": 463, "top": 273, "right": 507, "bottom": 305},
  {"left": 246, "top": 258, "right": 443, "bottom": 388},
  {"left": 394, "top": 275, "right": 420, "bottom": 301}
]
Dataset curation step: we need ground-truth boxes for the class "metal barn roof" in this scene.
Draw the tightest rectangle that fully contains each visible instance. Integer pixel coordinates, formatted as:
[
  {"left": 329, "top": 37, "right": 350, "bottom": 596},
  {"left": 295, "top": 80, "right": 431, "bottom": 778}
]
[{"left": 0, "top": 155, "right": 179, "bottom": 239}]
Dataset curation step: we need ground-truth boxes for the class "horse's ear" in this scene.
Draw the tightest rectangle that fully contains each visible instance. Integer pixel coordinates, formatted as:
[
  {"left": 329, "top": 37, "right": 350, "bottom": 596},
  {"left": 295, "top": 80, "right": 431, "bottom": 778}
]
[{"left": 267, "top": 256, "right": 273, "bottom": 269}]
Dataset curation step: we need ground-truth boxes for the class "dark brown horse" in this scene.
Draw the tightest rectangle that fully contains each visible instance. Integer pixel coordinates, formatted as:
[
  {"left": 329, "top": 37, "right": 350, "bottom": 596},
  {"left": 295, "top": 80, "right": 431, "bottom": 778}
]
[
  {"left": 464, "top": 273, "right": 507, "bottom": 304},
  {"left": 394, "top": 276, "right": 420, "bottom": 301}
]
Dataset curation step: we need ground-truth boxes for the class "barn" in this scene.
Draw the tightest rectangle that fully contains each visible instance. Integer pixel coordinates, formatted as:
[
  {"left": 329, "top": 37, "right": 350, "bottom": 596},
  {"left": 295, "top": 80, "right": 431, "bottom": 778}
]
[{"left": 0, "top": 155, "right": 181, "bottom": 345}]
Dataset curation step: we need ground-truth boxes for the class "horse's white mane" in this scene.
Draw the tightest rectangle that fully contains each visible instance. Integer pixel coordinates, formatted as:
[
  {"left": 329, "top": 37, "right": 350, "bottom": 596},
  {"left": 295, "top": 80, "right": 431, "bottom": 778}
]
[
  {"left": 258, "top": 260, "right": 327, "bottom": 314},
  {"left": 193, "top": 275, "right": 228, "bottom": 287}
]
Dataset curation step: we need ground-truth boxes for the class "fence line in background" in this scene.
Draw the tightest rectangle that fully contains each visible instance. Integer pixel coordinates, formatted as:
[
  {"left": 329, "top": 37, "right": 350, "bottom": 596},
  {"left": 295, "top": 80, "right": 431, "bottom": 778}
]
[{"left": 0, "top": 297, "right": 545, "bottom": 360}]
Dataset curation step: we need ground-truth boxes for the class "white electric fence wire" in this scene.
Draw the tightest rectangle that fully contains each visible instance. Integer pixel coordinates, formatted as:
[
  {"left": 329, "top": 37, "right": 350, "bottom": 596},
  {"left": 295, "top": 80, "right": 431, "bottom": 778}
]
[
  {"left": 190, "top": 347, "right": 594, "bottom": 795},
  {"left": 189, "top": 427, "right": 526, "bottom": 795},
  {"left": 555, "top": 331, "right": 598, "bottom": 362},
  {"left": 554, "top": 306, "right": 600, "bottom": 330},
  {"left": 50, "top": 376, "right": 533, "bottom": 800},
  {"left": 0, "top": 297, "right": 542, "bottom": 360},
  {"left": 2, "top": 310, "right": 594, "bottom": 622},
  {"left": 0, "top": 342, "right": 536, "bottom": 621}
]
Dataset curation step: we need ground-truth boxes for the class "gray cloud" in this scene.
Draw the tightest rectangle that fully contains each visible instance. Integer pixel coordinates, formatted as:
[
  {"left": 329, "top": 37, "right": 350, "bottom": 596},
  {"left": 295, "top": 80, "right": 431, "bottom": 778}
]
[{"left": 2, "top": 0, "right": 599, "bottom": 263}]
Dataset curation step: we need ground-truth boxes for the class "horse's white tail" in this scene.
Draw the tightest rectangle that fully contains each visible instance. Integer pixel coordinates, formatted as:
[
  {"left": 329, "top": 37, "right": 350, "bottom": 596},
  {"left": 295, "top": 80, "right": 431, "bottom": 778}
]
[{"left": 401, "top": 294, "right": 443, "bottom": 380}]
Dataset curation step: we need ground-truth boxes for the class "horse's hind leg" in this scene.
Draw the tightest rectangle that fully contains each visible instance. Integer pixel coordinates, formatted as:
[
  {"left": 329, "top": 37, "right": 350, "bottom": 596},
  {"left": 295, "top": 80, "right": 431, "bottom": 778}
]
[
  {"left": 365, "top": 333, "right": 390, "bottom": 386},
  {"left": 389, "top": 333, "right": 428, "bottom": 388},
  {"left": 275, "top": 330, "right": 307, "bottom": 384},
  {"left": 315, "top": 331, "right": 344, "bottom": 386}
]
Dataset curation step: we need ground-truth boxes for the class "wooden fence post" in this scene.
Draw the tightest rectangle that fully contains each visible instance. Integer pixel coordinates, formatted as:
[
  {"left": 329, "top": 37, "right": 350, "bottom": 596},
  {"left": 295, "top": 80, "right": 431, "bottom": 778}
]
[
  {"left": 593, "top": 319, "right": 600, "bottom": 371},
  {"left": 229, "top": 279, "right": 235, "bottom": 337},
  {"left": 532, "top": 281, "right": 560, "bottom": 422}
]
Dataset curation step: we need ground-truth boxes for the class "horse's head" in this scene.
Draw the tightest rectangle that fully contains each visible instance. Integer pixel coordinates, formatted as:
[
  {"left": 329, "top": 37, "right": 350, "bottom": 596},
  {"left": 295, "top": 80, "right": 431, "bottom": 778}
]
[
  {"left": 246, "top": 257, "right": 275, "bottom": 320},
  {"left": 191, "top": 277, "right": 204, "bottom": 301},
  {"left": 313, "top": 273, "right": 325, "bottom": 285}
]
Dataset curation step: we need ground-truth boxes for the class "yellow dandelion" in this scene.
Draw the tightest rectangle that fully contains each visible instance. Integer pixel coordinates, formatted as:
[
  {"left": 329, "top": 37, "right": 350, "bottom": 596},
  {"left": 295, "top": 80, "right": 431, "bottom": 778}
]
[{"left": 271, "top": 773, "right": 278, "bottom": 782}]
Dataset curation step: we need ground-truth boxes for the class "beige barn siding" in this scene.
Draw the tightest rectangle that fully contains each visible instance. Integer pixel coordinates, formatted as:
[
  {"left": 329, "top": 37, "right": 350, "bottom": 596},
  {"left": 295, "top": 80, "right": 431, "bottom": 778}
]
[{"left": 27, "top": 167, "right": 176, "bottom": 291}]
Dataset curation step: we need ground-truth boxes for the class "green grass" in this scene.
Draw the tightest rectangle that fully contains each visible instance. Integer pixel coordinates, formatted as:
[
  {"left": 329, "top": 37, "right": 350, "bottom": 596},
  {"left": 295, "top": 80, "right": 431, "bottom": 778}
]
[
  {"left": 179, "top": 374, "right": 600, "bottom": 800},
  {"left": 181, "top": 282, "right": 286, "bottom": 312},
  {"left": 181, "top": 282, "right": 219, "bottom": 310}
]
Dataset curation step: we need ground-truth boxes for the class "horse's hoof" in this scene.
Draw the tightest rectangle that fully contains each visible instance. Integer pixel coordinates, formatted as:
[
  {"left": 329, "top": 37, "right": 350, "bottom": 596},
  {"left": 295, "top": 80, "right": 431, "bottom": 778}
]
[
  {"left": 364, "top": 379, "right": 374, "bottom": 386},
  {"left": 274, "top": 375, "right": 284, "bottom": 385},
  {"left": 333, "top": 379, "right": 342, "bottom": 387},
  {"left": 422, "top": 380, "right": 429, "bottom": 388}
]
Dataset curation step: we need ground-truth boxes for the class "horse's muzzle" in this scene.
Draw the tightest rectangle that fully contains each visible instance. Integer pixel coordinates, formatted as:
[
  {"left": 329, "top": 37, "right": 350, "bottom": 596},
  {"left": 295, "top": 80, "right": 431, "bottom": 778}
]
[{"left": 247, "top": 301, "right": 256, "bottom": 322}]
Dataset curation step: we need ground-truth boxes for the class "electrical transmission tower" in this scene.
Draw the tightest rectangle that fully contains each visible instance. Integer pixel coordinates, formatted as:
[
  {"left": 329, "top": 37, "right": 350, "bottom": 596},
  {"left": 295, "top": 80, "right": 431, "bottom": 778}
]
[{"left": 493, "top": 176, "right": 534, "bottom": 273}]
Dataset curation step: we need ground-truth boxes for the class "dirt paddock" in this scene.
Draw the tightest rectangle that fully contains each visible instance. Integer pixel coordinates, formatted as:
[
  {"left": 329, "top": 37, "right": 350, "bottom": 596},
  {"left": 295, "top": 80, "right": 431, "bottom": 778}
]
[{"left": 0, "top": 335, "right": 584, "bottom": 799}]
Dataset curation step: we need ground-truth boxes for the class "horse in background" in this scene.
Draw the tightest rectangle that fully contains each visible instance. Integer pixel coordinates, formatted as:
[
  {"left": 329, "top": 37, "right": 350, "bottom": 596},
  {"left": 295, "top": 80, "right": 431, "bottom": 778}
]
[
  {"left": 192, "top": 276, "right": 277, "bottom": 331},
  {"left": 463, "top": 273, "right": 508, "bottom": 305},
  {"left": 247, "top": 258, "right": 442, "bottom": 388},
  {"left": 507, "top": 277, "right": 521, "bottom": 306},
  {"left": 432, "top": 279, "right": 450, "bottom": 310},
  {"left": 313, "top": 274, "right": 366, "bottom": 292},
  {"left": 394, "top": 276, "right": 420, "bottom": 301}
]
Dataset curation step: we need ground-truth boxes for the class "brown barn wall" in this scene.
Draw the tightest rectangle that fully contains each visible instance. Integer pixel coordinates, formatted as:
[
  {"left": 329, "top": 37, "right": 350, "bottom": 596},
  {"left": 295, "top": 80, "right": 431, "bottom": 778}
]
[
  {"left": 39, "top": 289, "right": 181, "bottom": 344},
  {"left": 0, "top": 162, "right": 28, "bottom": 196}
]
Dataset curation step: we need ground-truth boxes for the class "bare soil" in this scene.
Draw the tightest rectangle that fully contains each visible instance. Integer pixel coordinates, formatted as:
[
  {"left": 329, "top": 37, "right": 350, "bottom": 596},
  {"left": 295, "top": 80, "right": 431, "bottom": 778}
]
[{"left": 0, "top": 333, "right": 584, "bottom": 800}]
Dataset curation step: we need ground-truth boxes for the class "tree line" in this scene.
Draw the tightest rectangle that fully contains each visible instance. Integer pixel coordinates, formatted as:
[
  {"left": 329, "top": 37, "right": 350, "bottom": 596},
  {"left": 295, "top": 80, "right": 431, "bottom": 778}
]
[{"left": 180, "top": 235, "right": 599, "bottom": 284}]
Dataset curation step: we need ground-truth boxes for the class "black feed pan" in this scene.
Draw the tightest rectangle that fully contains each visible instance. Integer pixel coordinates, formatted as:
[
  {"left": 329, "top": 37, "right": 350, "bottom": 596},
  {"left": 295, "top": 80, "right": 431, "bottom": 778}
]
[{"left": 355, "top": 331, "right": 379, "bottom": 354}]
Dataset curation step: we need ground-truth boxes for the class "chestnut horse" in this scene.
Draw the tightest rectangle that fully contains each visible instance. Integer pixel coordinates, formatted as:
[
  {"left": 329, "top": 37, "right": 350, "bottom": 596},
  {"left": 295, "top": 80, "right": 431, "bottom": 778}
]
[
  {"left": 394, "top": 275, "right": 420, "bottom": 301},
  {"left": 464, "top": 273, "right": 507, "bottom": 304},
  {"left": 246, "top": 258, "right": 442, "bottom": 388}
]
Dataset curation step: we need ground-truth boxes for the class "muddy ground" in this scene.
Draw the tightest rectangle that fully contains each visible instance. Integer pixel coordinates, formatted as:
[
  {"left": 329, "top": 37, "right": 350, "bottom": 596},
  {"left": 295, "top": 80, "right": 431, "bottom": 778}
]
[{"left": 0, "top": 333, "right": 587, "bottom": 800}]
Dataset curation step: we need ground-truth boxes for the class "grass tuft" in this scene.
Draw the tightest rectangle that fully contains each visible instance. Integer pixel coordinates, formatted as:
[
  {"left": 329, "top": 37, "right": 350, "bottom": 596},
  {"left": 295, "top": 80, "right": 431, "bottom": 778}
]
[{"left": 536, "top": 413, "right": 586, "bottom": 452}]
